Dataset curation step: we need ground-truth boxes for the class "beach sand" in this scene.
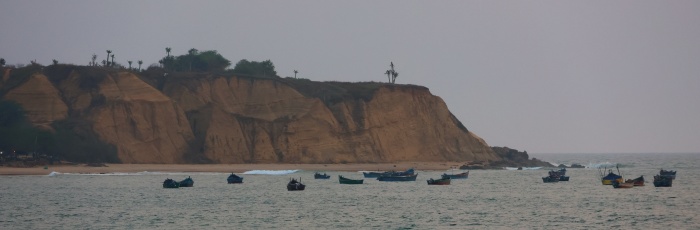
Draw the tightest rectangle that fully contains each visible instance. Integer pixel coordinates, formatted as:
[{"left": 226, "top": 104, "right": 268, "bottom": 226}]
[{"left": 0, "top": 162, "right": 469, "bottom": 175}]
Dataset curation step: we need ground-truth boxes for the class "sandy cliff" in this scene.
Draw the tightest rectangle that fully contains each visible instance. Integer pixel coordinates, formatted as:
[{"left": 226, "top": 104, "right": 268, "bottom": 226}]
[{"left": 2, "top": 67, "right": 499, "bottom": 164}]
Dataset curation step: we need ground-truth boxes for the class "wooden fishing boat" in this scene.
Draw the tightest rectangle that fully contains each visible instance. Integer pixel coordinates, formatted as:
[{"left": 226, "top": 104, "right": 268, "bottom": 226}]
[
  {"left": 441, "top": 171, "right": 469, "bottom": 179},
  {"left": 163, "top": 178, "right": 180, "bottom": 188},
  {"left": 227, "top": 173, "right": 243, "bottom": 184},
  {"left": 549, "top": 168, "right": 569, "bottom": 181},
  {"left": 314, "top": 172, "right": 330, "bottom": 179},
  {"left": 363, "top": 168, "right": 415, "bottom": 178},
  {"left": 542, "top": 176, "right": 560, "bottom": 183},
  {"left": 179, "top": 176, "right": 194, "bottom": 187},
  {"left": 625, "top": 176, "right": 644, "bottom": 186},
  {"left": 427, "top": 177, "right": 450, "bottom": 185},
  {"left": 287, "top": 178, "right": 305, "bottom": 191},
  {"left": 377, "top": 174, "right": 418, "bottom": 182},
  {"left": 599, "top": 165, "right": 624, "bottom": 185},
  {"left": 653, "top": 174, "right": 672, "bottom": 187},
  {"left": 612, "top": 180, "right": 634, "bottom": 188},
  {"left": 659, "top": 169, "right": 676, "bottom": 180},
  {"left": 338, "top": 175, "right": 363, "bottom": 184}
]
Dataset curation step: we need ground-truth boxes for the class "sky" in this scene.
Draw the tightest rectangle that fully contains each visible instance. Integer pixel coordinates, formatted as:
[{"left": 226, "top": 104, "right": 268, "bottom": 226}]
[{"left": 1, "top": 1, "right": 699, "bottom": 154}]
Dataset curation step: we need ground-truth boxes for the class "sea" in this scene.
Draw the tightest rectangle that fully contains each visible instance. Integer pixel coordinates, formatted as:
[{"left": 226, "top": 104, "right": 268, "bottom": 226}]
[{"left": 1, "top": 153, "right": 698, "bottom": 229}]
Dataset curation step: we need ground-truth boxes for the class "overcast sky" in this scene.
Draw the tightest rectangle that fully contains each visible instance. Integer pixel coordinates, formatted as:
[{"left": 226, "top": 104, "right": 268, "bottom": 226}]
[{"left": 2, "top": 1, "right": 699, "bottom": 154}]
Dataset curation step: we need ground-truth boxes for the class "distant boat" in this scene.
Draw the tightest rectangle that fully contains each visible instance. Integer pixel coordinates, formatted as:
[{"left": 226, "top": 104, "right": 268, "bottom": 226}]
[
  {"left": 227, "top": 173, "right": 243, "bottom": 184},
  {"left": 163, "top": 178, "right": 180, "bottom": 188},
  {"left": 179, "top": 176, "right": 194, "bottom": 187},
  {"left": 314, "top": 172, "right": 330, "bottom": 179},
  {"left": 363, "top": 168, "right": 415, "bottom": 178},
  {"left": 625, "top": 175, "right": 645, "bottom": 186},
  {"left": 612, "top": 180, "right": 635, "bottom": 189},
  {"left": 549, "top": 168, "right": 569, "bottom": 181},
  {"left": 599, "top": 165, "right": 623, "bottom": 185},
  {"left": 427, "top": 177, "right": 450, "bottom": 185},
  {"left": 653, "top": 174, "right": 672, "bottom": 187},
  {"left": 287, "top": 178, "right": 306, "bottom": 191},
  {"left": 441, "top": 171, "right": 469, "bottom": 179},
  {"left": 377, "top": 174, "right": 418, "bottom": 182},
  {"left": 659, "top": 169, "right": 676, "bottom": 180},
  {"left": 338, "top": 175, "right": 363, "bottom": 184},
  {"left": 542, "top": 176, "right": 560, "bottom": 183}
]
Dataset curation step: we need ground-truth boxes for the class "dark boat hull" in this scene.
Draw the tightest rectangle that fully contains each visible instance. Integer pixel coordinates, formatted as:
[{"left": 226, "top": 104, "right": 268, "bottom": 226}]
[
  {"left": 163, "top": 179, "right": 180, "bottom": 188},
  {"left": 339, "top": 176, "right": 363, "bottom": 184},
  {"left": 179, "top": 177, "right": 194, "bottom": 187},
  {"left": 427, "top": 178, "right": 450, "bottom": 185},
  {"left": 441, "top": 171, "right": 469, "bottom": 179},
  {"left": 227, "top": 174, "right": 243, "bottom": 184},
  {"left": 314, "top": 173, "right": 331, "bottom": 179},
  {"left": 287, "top": 178, "right": 305, "bottom": 191},
  {"left": 653, "top": 175, "right": 672, "bottom": 187},
  {"left": 542, "top": 177, "right": 559, "bottom": 183},
  {"left": 377, "top": 174, "right": 418, "bottom": 181}
]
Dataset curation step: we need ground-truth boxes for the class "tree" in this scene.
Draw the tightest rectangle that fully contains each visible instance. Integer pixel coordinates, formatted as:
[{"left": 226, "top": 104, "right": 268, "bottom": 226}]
[
  {"left": 110, "top": 54, "right": 115, "bottom": 67},
  {"left": 385, "top": 62, "right": 399, "bottom": 84},
  {"left": 165, "top": 47, "right": 171, "bottom": 57},
  {"left": 384, "top": 70, "right": 392, "bottom": 83},
  {"left": 127, "top": 60, "right": 132, "bottom": 69},
  {"left": 52, "top": 59, "right": 58, "bottom": 65},
  {"left": 106, "top": 50, "right": 112, "bottom": 66},
  {"left": 294, "top": 70, "right": 298, "bottom": 79},
  {"left": 137, "top": 60, "right": 143, "bottom": 71},
  {"left": 391, "top": 71, "right": 399, "bottom": 84},
  {"left": 91, "top": 54, "right": 97, "bottom": 66},
  {"left": 0, "top": 58, "right": 5, "bottom": 67},
  {"left": 232, "top": 59, "right": 277, "bottom": 77},
  {"left": 187, "top": 48, "right": 198, "bottom": 71}
]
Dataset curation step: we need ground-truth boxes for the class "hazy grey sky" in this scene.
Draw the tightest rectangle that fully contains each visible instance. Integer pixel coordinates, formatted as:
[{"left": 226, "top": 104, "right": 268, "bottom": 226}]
[{"left": 2, "top": 1, "right": 699, "bottom": 154}]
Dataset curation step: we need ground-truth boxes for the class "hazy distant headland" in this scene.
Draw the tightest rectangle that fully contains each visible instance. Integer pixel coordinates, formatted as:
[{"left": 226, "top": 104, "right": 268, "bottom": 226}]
[{"left": 0, "top": 50, "right": 548, "bottom": 167}]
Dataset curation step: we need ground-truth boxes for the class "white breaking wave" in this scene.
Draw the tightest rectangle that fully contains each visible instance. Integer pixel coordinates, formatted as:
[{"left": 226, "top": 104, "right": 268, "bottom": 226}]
[
  {"left": 588, "top": 162, "right": 617, "bottom": 169},
  {"left": 242, "top": 170, "right": 299, "bottom": 175},
  {"left": 47, "top": 171, "right": 60, "bottom": 176}
]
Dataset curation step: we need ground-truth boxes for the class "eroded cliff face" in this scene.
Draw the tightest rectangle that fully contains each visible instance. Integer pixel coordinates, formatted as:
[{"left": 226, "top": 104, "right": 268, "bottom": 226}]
[
  {"left": 162, "top": 76, "right": 499, "bottom": 163},
  {"left": 2, "top": 67, "right": 498, "bottom": 163}
]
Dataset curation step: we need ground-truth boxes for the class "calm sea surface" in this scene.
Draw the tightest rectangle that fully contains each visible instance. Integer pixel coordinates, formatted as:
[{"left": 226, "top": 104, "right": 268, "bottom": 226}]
[{"left": 1, "top": 153, "right": 699, "bottom": 229}]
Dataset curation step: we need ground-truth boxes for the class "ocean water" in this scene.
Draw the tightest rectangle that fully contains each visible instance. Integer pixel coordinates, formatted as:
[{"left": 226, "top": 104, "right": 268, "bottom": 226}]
[{"left": 1, "top": 153, "right": 699, "bottom": 229}]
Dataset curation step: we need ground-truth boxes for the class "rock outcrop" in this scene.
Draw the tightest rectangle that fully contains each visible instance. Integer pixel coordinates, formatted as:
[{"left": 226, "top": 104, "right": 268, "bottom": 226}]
[{"left": 1, "top": 65, "right": 500, "bottom": 164}]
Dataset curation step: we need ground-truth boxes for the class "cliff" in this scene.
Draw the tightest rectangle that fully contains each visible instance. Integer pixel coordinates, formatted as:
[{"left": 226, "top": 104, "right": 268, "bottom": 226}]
[{"left": 0, "top": 65, "right": 499, "bottom": 164}]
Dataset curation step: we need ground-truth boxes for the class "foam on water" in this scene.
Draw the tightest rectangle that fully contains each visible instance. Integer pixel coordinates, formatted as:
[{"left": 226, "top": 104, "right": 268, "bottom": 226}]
[{"left": 242, "top": 169, "right": 299, "bottom": 175}]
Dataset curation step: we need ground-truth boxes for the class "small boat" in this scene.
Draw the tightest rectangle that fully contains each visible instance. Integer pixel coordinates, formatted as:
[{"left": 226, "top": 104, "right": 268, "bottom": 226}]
[
  {"left": 559, "top": 175, "right": 570, "bottom": 181},
  {"left": 377, "top": 174, "right": 418, "bottom": 182},
  {"left": 599, "top": 165, "right": 623, "bottom": 185},
  {"left": 227, "top": 173, "right": 243, "bottom": 184},
  {"left": 314, "top": 172, "right": 330, "bottom": 179},
  {"left": 441, "top": 171, "right": 469, "bottom": 179},
  {"left": 363, "top": 168, "right": 415, "bottom": 178},
  {"left": 339, "top": 175, "right": 363, "bottom": 184},
  {"left": 542, "top": 176, "right": 560, "bottom": 183},
  {"left": 179, "top": 176, "right": 194, "bottom": 187},
  {"left": 659, "top": 169, "right": 676, "bottom": 180},
  {"left": 427, "top": 177, "right": 450, "bottom": 185},
  {"left": 625, "top": 175, "right": 645, "bottom": 186},
  {"left": 549, "top": 168, "right": 569, "bottom": 181},
  {"left": 287, "top": 178, "right": 305, "bottom": 191},
  {"left": 163, "top": 178, "right": 180, "bottom": 188},
  {"left": 653, "top": 174, "right": 672, "bottom": 187},
  {"left": 612, "top": 180, "right": 635, "bottom": 188}
]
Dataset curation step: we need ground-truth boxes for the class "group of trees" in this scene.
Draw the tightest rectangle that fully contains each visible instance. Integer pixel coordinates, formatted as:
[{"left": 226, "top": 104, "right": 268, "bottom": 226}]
[
  {"left": 159, "top": 48, "right": 232, "bottom": 72},
  {"left": 384, "top": 62, "right": 399, "bottom": 84}
]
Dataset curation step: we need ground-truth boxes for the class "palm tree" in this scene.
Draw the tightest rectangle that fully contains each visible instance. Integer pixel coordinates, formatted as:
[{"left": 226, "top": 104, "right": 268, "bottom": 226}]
[
  {"left": 294, "top": 70, "right": 298, "bottom": 79},
  {"left": 0, "top": 58, "right": 5, "bottom": 67},
  {"left": 188, "top": 48, "right": 198, "bottom": 71},
  {"left": 391, "top": 71, "right": 399, "bottom": 84},
  {"left": 385, "top": 70, "right": 392, "bottom": 83},
  {"left": 166, "top": 47, "right": 171, "bottom": 57},
  {"left": 128, "top": 60, "right": 133, "bottom": 69},
  {"left": 106, "top": 50, "right": 112, "bottom": 66},
  {"left": 137, "top": 60, "right": 143, "bottom": 71},
  {"left": 110, "top": 54, "right": 115, "bottom": 66},
  {"left": 91, "top": 54, "right": 97, "bottom": 66}
]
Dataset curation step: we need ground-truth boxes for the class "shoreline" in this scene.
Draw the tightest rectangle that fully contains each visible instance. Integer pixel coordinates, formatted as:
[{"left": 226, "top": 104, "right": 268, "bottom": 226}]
[{"left": 0, "top": 162, "right": 469, "bottom": 176}]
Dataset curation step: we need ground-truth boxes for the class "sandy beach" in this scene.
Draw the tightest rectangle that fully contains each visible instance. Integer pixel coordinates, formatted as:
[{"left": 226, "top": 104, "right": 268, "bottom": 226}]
[{"left": 0, "top": 162, "right": 468, "bottom": 175}]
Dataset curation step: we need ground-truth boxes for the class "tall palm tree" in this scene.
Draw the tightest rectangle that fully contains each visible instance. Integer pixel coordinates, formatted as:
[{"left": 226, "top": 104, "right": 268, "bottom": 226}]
[
  {"left": 137, "top": 60, "right": 143, "bottom": 71},
  {"left": 128, "top": 60, "right": 133, "bottom": 69},
  {"left": 385, "top": 70, "right": 392, "bottom": 83},
  {"left": 0, "top": 58, "right": 5, "bottom": 67},
  {"left": 294, "top": 70, "right": 298, "bottom": 79},
  {"left": 106, "top": 50, "right": 112, "bottom": 66},
  {"left": 391, "top": 71, "right": 399, "bottom": 84},
  {"left": 91, "top": 54, "right": 97, "bottom": 66},
  {"left": 110, "top": 54, "right": 115, "bottom": 66},
  {"left": 166, "top": 47, "right": 171, "bottom": 57}
]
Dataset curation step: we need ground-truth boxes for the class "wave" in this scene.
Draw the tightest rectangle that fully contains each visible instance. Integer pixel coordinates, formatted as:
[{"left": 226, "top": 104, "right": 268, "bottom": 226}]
[
  {"left": 242, "top": 170, "right": 299, "bottom": 175},
  {"left": 45, "top": 171, "right": 225, "bottom": 176}
]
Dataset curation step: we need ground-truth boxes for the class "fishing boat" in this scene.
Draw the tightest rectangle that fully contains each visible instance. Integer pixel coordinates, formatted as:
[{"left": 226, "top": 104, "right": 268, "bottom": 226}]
[
  {"left": 163, "top": 178, "right": 180, "bottom": 188},
  {"left": 599, "top": 165, "right": 623, "bottom": 185},
  {"left": 653, "top": 174, "right": 672, "bottom": 187},
  {"left": 625, "top": 175, "right": 645, "bottom": 186},
  {"left": 179, "top": 176, "right": 194, "bottom": 187},
  {"left": 612, "top": 180, "right": 635, "bottom": 188},
  {"left": 659, "top": 169, "right": 676, "bottom": 180},
  {"left": 227, "top": 173, "right": 243, "bottom": 184},
  {"left": 287, "top": 178, "right": 306, "bottom": 191},
  {"left": 549, "top": 168, "right": 569, "bottom": 181},
  {"left": 363, "top": 168, "right": 415, "bottom": 178},
  {"left": 441, "top": 171, "right": 469, "bottom": 179},
  {"left": 338, "top": 175, "right": 363, "bottom": 184},
  {"left": 314, "top": 172, "right": 330, "bottom": 179},
  {"left": 377, "top": 174, "right": 418, "bottom": 182},
  {"left": 427, "top": 177, "right": 450, "bottom": 185}
]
